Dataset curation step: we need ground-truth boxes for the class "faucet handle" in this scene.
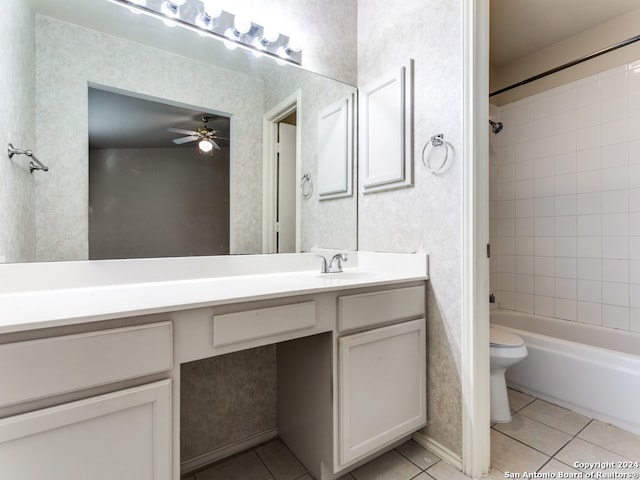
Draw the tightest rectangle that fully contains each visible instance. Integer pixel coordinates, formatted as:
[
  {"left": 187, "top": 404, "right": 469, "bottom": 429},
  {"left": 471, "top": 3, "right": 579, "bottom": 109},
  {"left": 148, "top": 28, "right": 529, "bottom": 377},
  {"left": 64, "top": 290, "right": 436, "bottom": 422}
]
[{"left": 316, "top": 255, "right": 328, "bottom": 273}]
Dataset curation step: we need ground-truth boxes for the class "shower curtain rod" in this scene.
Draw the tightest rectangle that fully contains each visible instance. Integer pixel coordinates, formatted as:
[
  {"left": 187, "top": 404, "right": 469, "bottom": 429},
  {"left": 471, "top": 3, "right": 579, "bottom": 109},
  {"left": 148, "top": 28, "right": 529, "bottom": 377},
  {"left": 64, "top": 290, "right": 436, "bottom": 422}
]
[{"left": 489, "top": 33, "right": 640, "bottom": 98}]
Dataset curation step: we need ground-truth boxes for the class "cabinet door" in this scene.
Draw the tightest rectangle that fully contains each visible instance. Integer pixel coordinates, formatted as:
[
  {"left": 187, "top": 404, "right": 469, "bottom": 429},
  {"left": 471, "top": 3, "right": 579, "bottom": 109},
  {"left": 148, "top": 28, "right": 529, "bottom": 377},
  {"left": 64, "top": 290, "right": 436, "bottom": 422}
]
[
  {"left": 338, "top": 318, "right": 426, "bottom": 466},
  {"left": 0, "top": 380, "right": 172, "bottom": 480}
]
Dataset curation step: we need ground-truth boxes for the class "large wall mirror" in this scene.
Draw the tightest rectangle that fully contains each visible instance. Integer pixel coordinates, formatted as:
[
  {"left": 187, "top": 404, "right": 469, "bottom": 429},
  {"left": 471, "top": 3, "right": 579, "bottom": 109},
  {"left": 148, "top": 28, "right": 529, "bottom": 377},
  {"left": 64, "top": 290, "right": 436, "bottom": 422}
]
[{"left": 20, "top": 0, "right": 357, "bottom": 262}]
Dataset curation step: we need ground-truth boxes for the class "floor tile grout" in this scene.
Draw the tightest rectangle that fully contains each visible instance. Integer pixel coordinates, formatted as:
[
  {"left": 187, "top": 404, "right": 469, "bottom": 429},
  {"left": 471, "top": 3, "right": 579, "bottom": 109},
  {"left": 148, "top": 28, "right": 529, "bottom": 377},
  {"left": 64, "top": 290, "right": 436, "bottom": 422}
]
[
  {"left": 509, "top": 408, "right": 581, "bottom": 438},
  {"left": 187, "top": 389, "right": 640, "bottom": 480}
]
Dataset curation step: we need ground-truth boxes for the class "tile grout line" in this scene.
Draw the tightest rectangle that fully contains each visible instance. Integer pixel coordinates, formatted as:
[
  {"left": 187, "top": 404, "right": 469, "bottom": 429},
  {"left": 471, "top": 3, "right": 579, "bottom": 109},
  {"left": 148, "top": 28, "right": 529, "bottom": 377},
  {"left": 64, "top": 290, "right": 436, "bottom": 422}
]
[
  {"left": 491, "top": 415, "right": 596, "bottom": 473},
  {"left": 490, "top": 426, "right": 552, "bottom": 460},
  {"left": 539, "top": 419, "right": 594, "bottom": 472},
  {"left": 513, "top": 396, "right": 594, "bottom": 438},
  {"left": 253, "top": 448, "right": 279, "bottom": 480},
  {"left": 571, "top": 419, "right": 640, "bottom": 462},
  {"left": 394, "top": 445, "right": 442, "bottom": 474}
]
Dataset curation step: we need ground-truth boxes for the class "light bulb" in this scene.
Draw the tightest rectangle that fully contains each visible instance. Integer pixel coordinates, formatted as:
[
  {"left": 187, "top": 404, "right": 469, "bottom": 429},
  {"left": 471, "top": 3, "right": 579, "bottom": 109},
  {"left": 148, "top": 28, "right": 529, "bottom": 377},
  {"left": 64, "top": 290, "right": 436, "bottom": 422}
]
[
  {"left": 260, "top": 26, "right": 279, "bottom": 45},
  {"left": 199, "top": 139, "right": 214, "bottom": 153},
  {"left": 196, "top": 0, "right": 221, "bottom": 29},
  {"left": 203, "top": 0, "right": 222, "bottom": 19},
  {"left": 287, "top": 37, "right": 302, "bottom": 53},
  {"left": 233, "top": 16, "right": 252, "bottom": 35}
]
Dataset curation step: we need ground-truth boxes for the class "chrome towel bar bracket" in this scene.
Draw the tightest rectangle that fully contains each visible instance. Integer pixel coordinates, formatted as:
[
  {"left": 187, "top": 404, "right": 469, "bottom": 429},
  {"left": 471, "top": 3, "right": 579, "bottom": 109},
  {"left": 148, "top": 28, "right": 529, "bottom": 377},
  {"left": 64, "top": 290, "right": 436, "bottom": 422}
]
[{"left": 7, "top": 143, "right": 49, "bottom": 173}]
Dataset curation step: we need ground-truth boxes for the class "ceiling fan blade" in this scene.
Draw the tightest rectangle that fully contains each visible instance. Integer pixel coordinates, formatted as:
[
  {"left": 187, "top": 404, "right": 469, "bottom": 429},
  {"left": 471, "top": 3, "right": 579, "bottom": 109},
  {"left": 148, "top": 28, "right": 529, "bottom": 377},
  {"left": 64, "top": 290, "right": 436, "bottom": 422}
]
[
  {"left": 210, "top": 139, "right": 222, "bottom": 150},
  {"left": 167, "top": 127, "right": 198, "bottom": 135},
  {"left": 172, "top": 135, "right": 199, "bottom": 144}
]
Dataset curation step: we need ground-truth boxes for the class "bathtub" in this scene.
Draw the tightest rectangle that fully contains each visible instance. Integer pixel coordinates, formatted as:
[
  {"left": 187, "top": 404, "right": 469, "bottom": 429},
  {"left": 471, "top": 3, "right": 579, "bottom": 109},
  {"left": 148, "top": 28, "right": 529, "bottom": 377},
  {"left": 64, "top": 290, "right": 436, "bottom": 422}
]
[{"left": 491, "top": 309, "right": 640, "bottom": 435}]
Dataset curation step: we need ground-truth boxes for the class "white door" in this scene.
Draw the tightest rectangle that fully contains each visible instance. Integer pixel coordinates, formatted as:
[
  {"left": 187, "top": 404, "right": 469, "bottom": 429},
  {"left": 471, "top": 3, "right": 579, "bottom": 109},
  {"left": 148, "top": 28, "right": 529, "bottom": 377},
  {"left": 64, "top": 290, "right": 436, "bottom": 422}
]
[
  {"left": 338, "top": 319, "right": 426, "bottom": 466},
  {"left": 277, "top": 122, "right": 297, "bottom": 253},
  {"left": 0, "top": 380, "right": 172, "bottom": 480}
]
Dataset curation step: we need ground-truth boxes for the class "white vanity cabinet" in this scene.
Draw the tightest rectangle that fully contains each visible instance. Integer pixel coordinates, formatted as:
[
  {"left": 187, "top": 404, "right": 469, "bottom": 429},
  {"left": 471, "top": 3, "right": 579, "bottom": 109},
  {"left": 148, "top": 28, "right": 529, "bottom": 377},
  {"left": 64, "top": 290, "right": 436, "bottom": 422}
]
[
  {"left": 0, "top": 380, "right": 172, "bottom": 480},
  {"left": 278, "top": 284, "right": 427, "bottom": 480},
  {"left": 338, "top": 318, "right": 426, "bottom": 465},
  {"left": 336, "top": 286, "right": 427, "bottom": 468},
  {"left": 0, "top": 322, "right": 174, "bottom": 480}
]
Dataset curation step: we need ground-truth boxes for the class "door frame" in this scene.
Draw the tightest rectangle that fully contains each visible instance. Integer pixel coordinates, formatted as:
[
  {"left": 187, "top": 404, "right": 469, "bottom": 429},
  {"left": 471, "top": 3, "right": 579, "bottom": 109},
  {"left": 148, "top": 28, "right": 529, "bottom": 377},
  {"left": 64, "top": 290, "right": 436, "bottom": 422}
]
[
  {"left": 262, "top": 90, "right": 302, "bottom": 253},
  {"left": 462, "top": 0, "right": 491, "bottom": 477}
]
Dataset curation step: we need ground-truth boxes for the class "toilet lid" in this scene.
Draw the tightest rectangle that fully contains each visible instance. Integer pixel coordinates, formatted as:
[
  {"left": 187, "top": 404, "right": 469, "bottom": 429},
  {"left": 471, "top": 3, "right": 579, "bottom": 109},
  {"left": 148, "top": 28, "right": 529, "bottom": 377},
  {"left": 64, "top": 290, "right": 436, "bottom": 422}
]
[{"left": 490, "top": 327, "right": 524, "bottom": 347}]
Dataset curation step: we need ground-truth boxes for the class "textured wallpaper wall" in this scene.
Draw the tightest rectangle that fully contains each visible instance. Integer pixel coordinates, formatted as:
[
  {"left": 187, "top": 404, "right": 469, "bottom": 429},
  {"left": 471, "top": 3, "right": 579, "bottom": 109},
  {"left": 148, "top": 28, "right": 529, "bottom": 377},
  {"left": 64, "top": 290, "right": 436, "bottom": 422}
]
[
  {"left": 0, "top": 0, "right": 36, "bottom": 263},
  {"left": 357, "top": 0, "right": 464, "bottom": 455}
]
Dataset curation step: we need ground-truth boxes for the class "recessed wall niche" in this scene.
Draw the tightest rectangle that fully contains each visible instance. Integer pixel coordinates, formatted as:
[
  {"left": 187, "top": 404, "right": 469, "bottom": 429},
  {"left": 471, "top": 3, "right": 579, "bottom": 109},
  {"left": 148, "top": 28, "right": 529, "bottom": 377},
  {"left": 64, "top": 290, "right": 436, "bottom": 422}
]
[{"left": 88, "top": 87, "right": 231, "bottom": 260}]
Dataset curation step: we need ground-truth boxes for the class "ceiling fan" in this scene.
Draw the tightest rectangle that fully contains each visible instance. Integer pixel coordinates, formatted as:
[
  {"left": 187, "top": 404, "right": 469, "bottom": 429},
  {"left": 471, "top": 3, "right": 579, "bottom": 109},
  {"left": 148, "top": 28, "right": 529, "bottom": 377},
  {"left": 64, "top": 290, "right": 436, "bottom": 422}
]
[{"left": 167, "top": 115, "right": 229, "bottom": 154}]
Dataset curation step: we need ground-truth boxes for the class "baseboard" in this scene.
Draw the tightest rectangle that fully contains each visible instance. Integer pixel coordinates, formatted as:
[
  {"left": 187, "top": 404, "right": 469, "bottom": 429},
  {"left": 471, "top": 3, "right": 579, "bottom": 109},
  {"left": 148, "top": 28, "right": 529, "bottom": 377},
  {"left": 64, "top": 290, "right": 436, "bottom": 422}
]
[
  {"left": 180, "top": 428, "right": 278, "bottom": 475},
  {"left": 412, "top": 431, "right": 463, "bottom": 471}
]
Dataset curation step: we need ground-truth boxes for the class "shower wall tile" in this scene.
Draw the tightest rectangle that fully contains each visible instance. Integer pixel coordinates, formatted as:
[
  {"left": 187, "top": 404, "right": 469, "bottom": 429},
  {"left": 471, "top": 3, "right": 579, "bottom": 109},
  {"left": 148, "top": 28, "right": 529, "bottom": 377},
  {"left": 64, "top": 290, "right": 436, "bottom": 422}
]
[{"left": 491, "top": 56, "right": 640, "bottom": 333}]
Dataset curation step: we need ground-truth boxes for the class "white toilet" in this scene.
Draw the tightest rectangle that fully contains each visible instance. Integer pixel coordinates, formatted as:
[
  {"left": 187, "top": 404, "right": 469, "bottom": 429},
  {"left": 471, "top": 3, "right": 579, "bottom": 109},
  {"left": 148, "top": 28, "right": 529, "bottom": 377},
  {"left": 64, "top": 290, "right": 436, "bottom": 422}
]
[{"left": 490, "top": 326, "right": 528, "bottom": 423}]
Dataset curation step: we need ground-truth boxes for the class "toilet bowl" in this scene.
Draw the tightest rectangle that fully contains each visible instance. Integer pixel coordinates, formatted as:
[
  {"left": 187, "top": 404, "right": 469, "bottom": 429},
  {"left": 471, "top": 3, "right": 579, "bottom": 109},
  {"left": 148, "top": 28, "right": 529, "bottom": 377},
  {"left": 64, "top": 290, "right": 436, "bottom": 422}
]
[{"left": 490, "top": 326, "right": 528, "bottom": 423}]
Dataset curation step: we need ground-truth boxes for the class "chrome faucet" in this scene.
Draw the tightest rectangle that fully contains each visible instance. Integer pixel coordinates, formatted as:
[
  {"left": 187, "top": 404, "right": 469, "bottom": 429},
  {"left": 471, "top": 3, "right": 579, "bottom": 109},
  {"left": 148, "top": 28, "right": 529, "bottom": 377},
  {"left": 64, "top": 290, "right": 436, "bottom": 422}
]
[
  {"left": 317, "top": 253, "right": 348, "bottom": 273},
  {"left": 328, "top": 253, "right": 347, "bottom": 273}
]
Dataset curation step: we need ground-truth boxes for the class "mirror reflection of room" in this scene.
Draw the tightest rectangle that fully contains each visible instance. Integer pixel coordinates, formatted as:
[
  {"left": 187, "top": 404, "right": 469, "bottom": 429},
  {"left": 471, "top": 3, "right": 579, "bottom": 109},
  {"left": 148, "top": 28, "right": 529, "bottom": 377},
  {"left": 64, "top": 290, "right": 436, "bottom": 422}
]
[{"left": 88, "top": 88, "right": 231, "bottom": 260}]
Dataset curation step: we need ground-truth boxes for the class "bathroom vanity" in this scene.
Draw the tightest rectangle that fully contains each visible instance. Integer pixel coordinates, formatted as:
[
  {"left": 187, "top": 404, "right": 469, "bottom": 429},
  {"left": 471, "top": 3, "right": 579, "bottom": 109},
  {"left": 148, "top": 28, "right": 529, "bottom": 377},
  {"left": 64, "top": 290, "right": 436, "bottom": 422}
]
[{"left": 0, "top": 251, "right": 428, "bottom": 480}]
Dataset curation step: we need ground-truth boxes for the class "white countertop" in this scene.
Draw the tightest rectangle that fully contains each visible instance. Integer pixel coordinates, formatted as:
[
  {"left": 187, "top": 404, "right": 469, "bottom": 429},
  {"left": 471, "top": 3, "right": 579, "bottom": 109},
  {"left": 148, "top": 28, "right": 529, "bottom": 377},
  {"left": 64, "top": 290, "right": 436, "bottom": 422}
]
[{"left": 0, "top": 251, "right": 428, "bottom": 334}]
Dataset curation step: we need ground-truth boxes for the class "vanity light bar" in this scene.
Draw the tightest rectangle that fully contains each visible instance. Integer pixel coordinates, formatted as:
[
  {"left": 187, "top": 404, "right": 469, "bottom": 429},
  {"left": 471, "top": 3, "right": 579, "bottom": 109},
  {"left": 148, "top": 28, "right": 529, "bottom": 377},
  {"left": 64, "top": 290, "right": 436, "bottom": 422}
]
[{"left": 109, "top": 0, "right": 302, "bottom": 65}]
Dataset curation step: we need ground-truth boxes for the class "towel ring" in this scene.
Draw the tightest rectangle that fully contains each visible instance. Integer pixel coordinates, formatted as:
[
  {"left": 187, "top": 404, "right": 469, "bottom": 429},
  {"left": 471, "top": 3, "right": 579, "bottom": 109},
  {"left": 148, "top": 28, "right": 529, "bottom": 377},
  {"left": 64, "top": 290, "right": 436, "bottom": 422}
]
[
  {"left": 422, "top": 134, "right": 451, "bottom": 175},
  {"left": 300, "top": 173, "right": 313, "bottom": 198}
]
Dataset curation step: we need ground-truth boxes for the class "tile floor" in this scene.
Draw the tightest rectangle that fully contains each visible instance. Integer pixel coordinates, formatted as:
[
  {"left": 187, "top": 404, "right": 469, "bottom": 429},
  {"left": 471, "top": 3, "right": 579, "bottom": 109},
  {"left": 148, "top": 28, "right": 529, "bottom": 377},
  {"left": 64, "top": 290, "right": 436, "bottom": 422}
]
[{"left": 183, "top": 389, "right": 640, "bottom": 480}]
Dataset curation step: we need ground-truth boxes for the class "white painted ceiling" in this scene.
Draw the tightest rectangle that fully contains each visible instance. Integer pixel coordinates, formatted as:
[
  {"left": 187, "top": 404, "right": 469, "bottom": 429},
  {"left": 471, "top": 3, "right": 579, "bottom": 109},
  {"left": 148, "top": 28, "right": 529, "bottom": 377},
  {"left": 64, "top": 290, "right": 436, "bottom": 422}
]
[{"left": 490, "top": 0, "right": 640, "bottom": 66}]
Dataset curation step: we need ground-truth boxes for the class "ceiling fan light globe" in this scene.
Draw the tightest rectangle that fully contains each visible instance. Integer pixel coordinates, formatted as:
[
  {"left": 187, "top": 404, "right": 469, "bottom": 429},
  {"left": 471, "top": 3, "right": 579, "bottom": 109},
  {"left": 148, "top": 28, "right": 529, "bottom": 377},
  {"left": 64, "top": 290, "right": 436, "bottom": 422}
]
[{"left": 199, "top": 139, "right": 214, "bottom": 153}]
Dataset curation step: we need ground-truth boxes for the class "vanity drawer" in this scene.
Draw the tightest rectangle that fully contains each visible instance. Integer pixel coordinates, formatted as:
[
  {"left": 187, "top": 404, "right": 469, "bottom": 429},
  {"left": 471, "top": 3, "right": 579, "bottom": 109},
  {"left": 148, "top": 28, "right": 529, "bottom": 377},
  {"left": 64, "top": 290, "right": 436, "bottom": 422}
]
[
  {"left": 0, "top": 322, "right": 172, "bottom": 408},
  {"left": 338, "top": 285, "right": 425, "bottom": 332},
  {"left": 212, "top": 301, "right": 316, "bottom": 348}
]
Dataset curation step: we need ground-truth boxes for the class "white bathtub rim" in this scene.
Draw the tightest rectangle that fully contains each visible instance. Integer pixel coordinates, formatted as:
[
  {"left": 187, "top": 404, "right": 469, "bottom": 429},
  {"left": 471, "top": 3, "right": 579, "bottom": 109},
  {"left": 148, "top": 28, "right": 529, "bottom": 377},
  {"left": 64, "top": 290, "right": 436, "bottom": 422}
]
[
  {"left": 491, "top": 308, "right": 640, "bottom": 357},
  {"left": 496, "top": 324, "right": 640, "bottom": 369}
]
